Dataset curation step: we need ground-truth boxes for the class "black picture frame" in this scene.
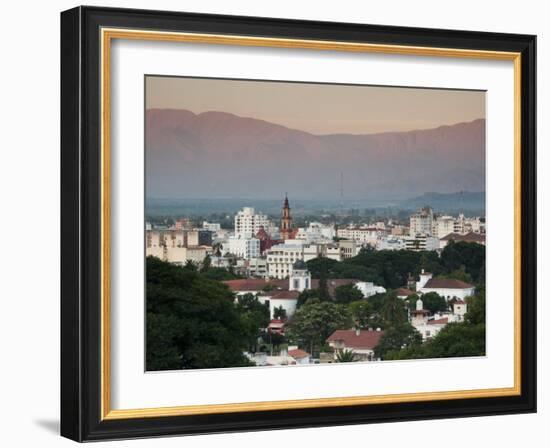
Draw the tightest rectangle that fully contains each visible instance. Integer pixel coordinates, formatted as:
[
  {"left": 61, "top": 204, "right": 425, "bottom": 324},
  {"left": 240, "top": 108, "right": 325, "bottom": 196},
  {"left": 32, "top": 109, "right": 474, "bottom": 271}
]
[{"left": 61, "top": 5, "right": 536, "bottom": 442}]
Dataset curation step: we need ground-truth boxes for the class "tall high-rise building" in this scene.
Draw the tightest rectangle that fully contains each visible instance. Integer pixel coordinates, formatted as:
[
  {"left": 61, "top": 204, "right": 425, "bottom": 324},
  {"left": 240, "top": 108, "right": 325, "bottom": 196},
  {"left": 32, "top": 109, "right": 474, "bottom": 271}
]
[
  {"left": 409, "top": 206, "right": 434, "bottom": 236},
  {"left": 280, "top": 195, "right": 293, "bottom": 240},
  {"left": 234, "top": 207, "right": 270, "bottom": 238}
]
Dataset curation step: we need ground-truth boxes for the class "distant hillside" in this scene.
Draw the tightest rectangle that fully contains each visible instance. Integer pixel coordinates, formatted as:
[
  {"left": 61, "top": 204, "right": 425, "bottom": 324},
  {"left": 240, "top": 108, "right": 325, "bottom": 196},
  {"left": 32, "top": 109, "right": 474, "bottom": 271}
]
[
  {"left": 146, "top": 109, "right": 486, "bottom": 201},
  {"left": 400, "top": 191, "right": 485, "bottom": 214}
]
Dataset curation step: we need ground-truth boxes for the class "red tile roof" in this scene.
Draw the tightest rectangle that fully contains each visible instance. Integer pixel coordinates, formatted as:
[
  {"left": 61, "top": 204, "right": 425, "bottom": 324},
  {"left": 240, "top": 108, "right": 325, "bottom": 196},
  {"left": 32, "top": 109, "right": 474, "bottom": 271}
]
[
  {"left": 428, "top": 317, "right": 449, "bottom": 325},
  {"left": 441, "top": 232, "right": 486, "bottom": 243},
  {"left": 326, "top": 330, "right": 384, "bottom": 350},
  {"left": 270, "top": 290, "right": 300, "bottom": 300},
  {"left": 288, "top": 349, "right": 310, "bottom": 359},
  {"left": 224, "top": 278, "right": 360, "bottom": 296},
  {"left": 395, "top": 288, "right": 415, "bottom": 297},
  {"left": 423, "top": 278, "right": 474, "bottom": 289}
]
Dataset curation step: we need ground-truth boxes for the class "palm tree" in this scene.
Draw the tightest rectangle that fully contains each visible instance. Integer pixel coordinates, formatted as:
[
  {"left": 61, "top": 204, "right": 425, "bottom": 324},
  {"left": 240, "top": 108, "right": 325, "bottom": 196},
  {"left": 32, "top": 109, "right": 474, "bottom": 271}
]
[{"left": 336, "top": 349, "right": 357, "bottom": 363}]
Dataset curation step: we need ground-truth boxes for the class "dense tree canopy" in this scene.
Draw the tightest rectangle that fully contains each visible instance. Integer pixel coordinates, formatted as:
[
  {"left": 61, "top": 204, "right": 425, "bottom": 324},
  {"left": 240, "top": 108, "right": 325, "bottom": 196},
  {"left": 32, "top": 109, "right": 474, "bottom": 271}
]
[
  {"left": 374, "top": 323, "right": 422, "bottom": 359},
  {"left": 384, "top": 322, "right": 486, "bottom": 360},
  {"left": 146, "top": 256, "right": 254, "bottom": 371},
  {"left": 287, "top": 301, "right": 352, "bottom": 356},
  {"left": 334, "top": 284, "right": 364, "bottom": 304},
  {"left": 440, "top": 241, "right": 485, "bottom": 283},
  {"left": 306, "top": 243, "right": 485, "bottom": 290}
]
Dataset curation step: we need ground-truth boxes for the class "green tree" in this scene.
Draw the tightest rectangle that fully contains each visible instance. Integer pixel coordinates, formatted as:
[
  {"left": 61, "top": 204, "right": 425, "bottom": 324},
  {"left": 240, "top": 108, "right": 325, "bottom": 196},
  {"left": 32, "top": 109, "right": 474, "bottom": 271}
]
[
  {"left": 335, "top": 349, "right": 357, "bottom": 362},
  {"left": 440, "top": 241, "right": 485, "bottom": 282},
  {"left": 146, "top": 257, "right": 253, "bottom": 370},
  {"left": 200, "top": 254, "right": 211, "bottom": 273},
  {"left": 296, "top": 288, "right": 320, "bottom": 308},
  {"left": 306, "top": 256, "right": 338, "bottom": 279},
  {"left": 273, "top": 305, "right": 287, "bottom": 321},
  {"left": 184, "top": 259, "right": 197, "bottom": 271},
  {"left": 235, "top": 293, "right": 271, "bottom": 351},
  {"left": 382, "top": 291, "right": 407, "bottom": 327},
  {"left": 385, "top": 322, "right": 486, "bottom": 360},
  {"left": 287, "top": 301, "right": 352, "bottom": 355},
  {"left": 334, "top": 284, "right": 364, "bottom": 304},
  {"left": 411, "top": 292, "right": 447, "bottom": 314},
  {"left": 465, "top": 290, "right": 486, "bottom": 325},
  {"left": 374, "top": 323, "right": 422, "bottom": 359},
  {"left": 349, "top": 300, "right": 372, "bottom": 329},
  {"left": 201, "top": 267, "right": 241, "bottom": 281},
  {"left": 439, "top": 265, "right": 473, "bottom": 283},
  {"left": 426, "top": 322, "right": 485, "bottom": 358}
]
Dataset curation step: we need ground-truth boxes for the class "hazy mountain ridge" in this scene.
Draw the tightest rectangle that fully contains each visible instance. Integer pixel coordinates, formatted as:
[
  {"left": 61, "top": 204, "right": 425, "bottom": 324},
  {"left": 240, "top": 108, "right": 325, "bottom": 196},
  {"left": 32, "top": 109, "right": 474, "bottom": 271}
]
[{"left": 146, "top": 109, "right": 485, "bottom": 201}]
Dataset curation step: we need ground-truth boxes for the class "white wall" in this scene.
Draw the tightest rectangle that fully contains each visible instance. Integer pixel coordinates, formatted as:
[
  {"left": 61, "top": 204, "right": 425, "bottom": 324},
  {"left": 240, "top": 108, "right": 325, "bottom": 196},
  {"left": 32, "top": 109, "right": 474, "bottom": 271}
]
[{"left": 0, "top": 1, "right": 546, "bottom": 447}]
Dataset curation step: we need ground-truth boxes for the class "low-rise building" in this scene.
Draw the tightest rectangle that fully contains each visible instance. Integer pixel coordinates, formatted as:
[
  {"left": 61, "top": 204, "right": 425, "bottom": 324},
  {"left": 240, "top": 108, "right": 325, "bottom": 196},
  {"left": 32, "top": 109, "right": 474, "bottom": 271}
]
[
  {"left": 439, "top": 232, "right": 486, "bottom": 249},
  {"left": 355, "top": 281, "right": 386, "bottom": 298},
  {"left": 421, "top": 279, "right": 475, "bottom": 300},
  {"left": 337, "top": 227, "right": 384, "bottom": 246},
  {"left": 377, "top": 236, "right": 407, "bottom": 251},
  {"left": 404, "top": 234, "right": 439, "bottom": 251},
  {"left": 246, "top": 257, "right": 268, "bottom": 278},
  {"left": 146, "top": 245, "right": 209, "bottom": 266},
  {"left": 288, "top": 347, "right": 311, "bottom": 365},
  {"left": 326, "top": 329, "right": 384, "bottom": 362}
]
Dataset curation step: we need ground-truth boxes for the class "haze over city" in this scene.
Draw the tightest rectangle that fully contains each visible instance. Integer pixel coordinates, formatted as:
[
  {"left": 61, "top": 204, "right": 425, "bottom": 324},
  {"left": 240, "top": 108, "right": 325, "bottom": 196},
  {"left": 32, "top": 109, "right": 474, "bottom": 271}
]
[{"left": 145, "top": 76, "right": 486, "bottom": 202}]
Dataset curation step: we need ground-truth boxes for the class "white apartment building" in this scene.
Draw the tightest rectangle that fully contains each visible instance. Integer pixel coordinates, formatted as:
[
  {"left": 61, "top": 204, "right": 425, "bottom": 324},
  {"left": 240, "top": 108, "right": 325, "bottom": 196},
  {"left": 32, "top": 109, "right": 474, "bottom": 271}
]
[
  {"left": 409, "top": 207, "right": 434, "bottom": 236},
  {"left": 146, "top": 245, "right": 209, "bottom": 266},
  {"left": 376, "top": 237, "right": 407, "bottom": 251},
  {"left": 295, "top": 222, "right": 336, "bottom": 242},
  {"left": 225, "top": 236, "right": 260, "bottom": 260},
  {"left": 355, "top": 281, "right": 386, "bottom": 297},
  {"left": 435, "top": 215, "right": 455, "bottom": 238},
  {"left": 202, "top": 221, "right": 221, "bottom": 232},
  {"left": 234, "top": 207, "right": 271, "bottom": 238},
  {"left": 337, "top": 227, "right": 384, "bottom": 246},
  {"left": 266, "top": 243, "right": 304, "bottom": 279},
  {"left": 404, "top": 234, "right": 439, "bottom": 251},
  {"left": 302, "top": 241, "right": 355, "bottom": 262},
  {"left": 247, "top": 257, "right": 268, "bottom": 278}
]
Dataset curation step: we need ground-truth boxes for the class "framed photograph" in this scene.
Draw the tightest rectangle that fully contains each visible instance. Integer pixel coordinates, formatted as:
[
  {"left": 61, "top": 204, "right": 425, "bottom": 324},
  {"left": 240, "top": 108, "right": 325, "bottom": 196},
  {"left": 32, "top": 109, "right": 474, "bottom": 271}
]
[{"left": 61, "top": 6, "right": 536, "bottom": 442}]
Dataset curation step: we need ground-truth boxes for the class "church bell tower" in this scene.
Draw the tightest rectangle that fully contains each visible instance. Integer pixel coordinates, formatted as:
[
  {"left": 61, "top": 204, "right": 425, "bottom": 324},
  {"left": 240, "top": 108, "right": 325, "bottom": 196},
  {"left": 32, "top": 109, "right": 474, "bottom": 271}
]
[{"left": 280, "top": 194, "right": 293, "bottom": 240}]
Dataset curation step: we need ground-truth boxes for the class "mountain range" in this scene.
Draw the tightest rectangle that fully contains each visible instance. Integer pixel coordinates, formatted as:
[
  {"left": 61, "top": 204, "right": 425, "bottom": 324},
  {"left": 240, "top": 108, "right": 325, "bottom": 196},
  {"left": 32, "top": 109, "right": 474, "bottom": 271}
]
[{"left": 146, "top": 109, "right": 485, "bottom": 201}]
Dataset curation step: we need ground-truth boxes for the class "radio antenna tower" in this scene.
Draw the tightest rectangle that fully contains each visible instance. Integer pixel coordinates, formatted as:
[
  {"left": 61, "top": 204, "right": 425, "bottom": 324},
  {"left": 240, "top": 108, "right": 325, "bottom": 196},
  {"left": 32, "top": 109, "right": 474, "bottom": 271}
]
[{"left": 340, "top": 171, "right": 344, "bottom": 217}]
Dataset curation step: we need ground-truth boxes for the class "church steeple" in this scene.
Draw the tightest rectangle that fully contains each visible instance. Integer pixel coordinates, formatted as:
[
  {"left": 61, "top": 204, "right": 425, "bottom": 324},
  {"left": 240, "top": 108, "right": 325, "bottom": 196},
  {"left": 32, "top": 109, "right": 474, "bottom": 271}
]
[{"left": 280, "top": 194, "right": 293, "bottom": 240}]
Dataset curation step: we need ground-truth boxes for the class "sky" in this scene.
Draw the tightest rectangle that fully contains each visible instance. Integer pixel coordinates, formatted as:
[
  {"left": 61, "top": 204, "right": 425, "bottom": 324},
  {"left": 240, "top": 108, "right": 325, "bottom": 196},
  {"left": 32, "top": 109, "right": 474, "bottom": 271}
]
[{"left": 146, "top": 75, "right": 485, "bottom": 135}]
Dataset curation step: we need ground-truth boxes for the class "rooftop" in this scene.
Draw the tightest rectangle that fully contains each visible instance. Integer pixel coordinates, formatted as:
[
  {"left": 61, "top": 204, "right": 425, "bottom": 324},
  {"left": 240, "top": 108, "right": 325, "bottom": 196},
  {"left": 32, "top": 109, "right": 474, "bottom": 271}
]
[
  {"left": 288, "top": 349, "right": 310, "bottom": 359},
  {"left": 395, "top": 288, "right": 415, "bottom": 297},
  {"left": 428, "top": 317, "right": 449, "bottom": 325},
  {"left": 270, "top": 290, "right": 300, "bottom": 300},
  {"left": 423, "top": 278, "right": 475, "bottom": 290},
  {"left": 326, "top": 329, "right": 384, "bottom": 350},
  {"left": 441, "top": 232, "right": 486, "bottom": 243}
]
